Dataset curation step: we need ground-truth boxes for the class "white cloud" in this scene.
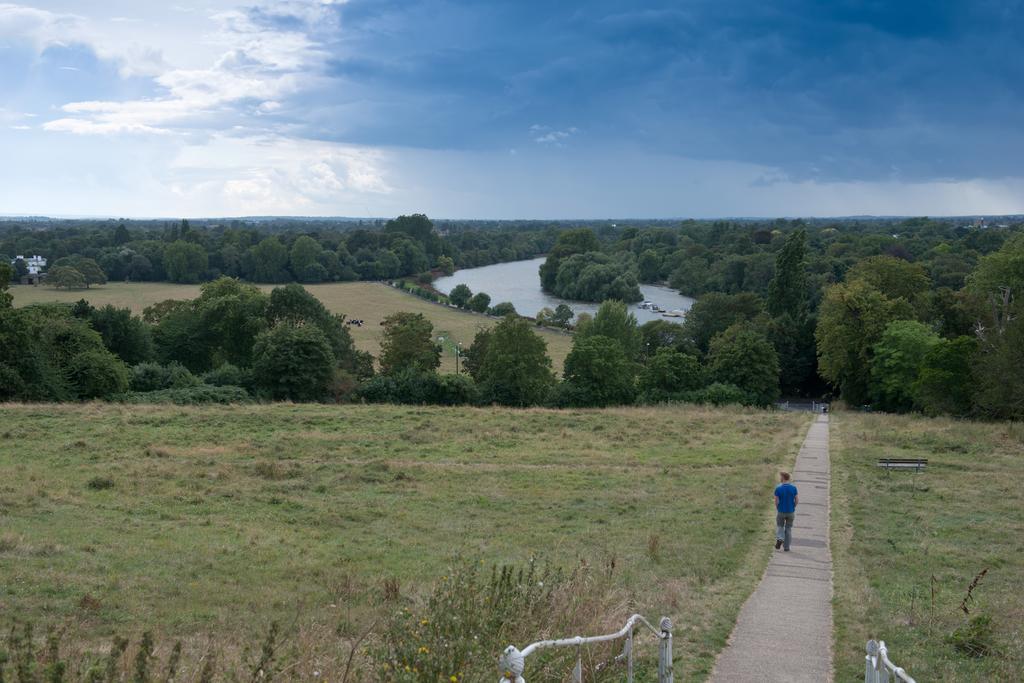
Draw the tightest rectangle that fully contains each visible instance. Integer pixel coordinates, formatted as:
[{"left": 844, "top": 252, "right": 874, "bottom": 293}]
[
  {"left": 164, "top": 134, "right": 392, "bottom": 214},
  {"left": 0, "top": 3, "right": 168, "bottom": 77},
  {"left": 531, "top": 125, "right": 579, "bottom": 145},
  {"left": 38, "top": 2, "right": 334, "bottom": 135}
]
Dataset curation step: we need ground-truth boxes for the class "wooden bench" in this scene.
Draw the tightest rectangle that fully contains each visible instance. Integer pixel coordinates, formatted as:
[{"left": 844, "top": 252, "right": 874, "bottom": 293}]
[{"left": 876, "top": 458, "right": 928, "bottom": 472}]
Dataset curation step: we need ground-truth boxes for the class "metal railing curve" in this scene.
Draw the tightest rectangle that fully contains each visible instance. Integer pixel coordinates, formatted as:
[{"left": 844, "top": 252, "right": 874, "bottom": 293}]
[
  {"left": 498, "top": 614, "right": 673, "bottom": 683},
  {"left": 865, "top": 639, "right": 916, "bottom": 683}
]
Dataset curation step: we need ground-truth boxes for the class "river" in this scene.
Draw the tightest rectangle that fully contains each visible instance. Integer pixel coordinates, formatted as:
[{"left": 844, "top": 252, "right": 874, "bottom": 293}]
[{"left": 433, "top": 257, "right": 694, "bottom": 324}]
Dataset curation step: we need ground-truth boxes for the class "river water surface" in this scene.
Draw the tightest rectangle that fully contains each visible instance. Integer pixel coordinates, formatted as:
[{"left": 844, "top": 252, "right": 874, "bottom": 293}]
[{"left": 433, "top": 257, "right": 694, "bottom": 324}]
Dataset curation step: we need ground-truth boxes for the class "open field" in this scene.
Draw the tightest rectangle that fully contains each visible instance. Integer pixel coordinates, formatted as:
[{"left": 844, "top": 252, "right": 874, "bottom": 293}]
[
  {"left": 0, "top": 403, "right": 810, "bottom": 680},
  {"left": 9, "top": 281, "right": 574, "bottom": 374},
  {"left": 831, "top": 412, "right": 1024, "bottom": 680}
]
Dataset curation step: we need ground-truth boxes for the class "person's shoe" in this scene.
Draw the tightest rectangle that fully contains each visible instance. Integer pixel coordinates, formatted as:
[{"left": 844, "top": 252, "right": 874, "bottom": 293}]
[
  {"left": 775, "top": 539, "right": 783, "bottom": 549},
  {"left": 783, "top": 548, "right": 790, "bottom": 552}
]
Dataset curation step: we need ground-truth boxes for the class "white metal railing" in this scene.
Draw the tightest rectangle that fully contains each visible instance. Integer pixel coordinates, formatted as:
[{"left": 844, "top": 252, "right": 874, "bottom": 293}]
[
  {"left": 865, "top": 639, "right": 916, "bottom": 683},
  {"left": 498, "top": 614, "right": 673, "bottom": 683}
]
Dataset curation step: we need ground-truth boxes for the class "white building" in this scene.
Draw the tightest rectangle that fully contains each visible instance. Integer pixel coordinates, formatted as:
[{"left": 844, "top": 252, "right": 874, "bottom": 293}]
[{"left": 13, "top": 255, "right": 47, "bottom": 274}]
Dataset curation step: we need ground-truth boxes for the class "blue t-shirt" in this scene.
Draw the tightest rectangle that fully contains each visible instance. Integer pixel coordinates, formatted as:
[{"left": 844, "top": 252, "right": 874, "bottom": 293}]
[{"left": 775, "top": 482, "right": 798, "bottom": 513}]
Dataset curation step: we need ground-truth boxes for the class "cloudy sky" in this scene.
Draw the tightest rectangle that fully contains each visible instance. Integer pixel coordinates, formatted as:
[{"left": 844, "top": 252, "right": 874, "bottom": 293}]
[{"left": 2, "top": 0, "right": 1023, "bottom": 218}]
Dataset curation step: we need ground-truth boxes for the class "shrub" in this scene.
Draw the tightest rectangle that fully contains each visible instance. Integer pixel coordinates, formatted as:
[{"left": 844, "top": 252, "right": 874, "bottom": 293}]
[
  {"left": 131, "top": 362, "right": 199, "bottom": 392},
  {"left": 67, "top": 350, "right": 130, "bottom": 399},
  {"left": 369, "top": 558, "right": 620, "bottom": 682},
  {"left": 252, "top": 324, "right": 336, "bottom": 401},
  {"left": 947, "top": 615, "right": 995, "bottom": 658},
  {"left": 86, "top": 476, "right": 115, "bottom": 490},
  {"left": 122, "top": 385, "right": 251, "bottom": 405},
  {"left": 357, "top": 369, "right": 478, "bottom": 405},
  {"left": 130, "top": 362, "right": 170, "bottom": 392},
  {"left": 488, "top": 301, "right": 517, "bottom": 317},
  {"left": 202, "top": 363, "right": 252, "bottom": 389},
  {"left": 681, "top": 382, "right": 753, "bottom": 406}
]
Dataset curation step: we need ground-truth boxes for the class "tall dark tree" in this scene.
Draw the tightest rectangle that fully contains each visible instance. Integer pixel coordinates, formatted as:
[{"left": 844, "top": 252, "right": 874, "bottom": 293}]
[
  {"left": 766, "top": 230, "right": 816, "bottom": 394},
  {"left": 767, "top": 230, "right": 809, "bottom": 320}
]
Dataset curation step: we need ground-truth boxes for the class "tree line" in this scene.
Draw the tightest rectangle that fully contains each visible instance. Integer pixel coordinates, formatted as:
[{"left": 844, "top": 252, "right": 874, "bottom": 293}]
[
  {"left": 3, "top": 213, "right": 1024, "bottom": 418},
  {"left": 1, "top": 214, "right": 555, "bottom": 287}
]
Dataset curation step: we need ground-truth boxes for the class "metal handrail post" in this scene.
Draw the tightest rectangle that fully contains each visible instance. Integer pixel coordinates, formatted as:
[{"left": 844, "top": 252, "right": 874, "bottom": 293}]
[
  {"left": 498, "top": 614, "right": 671, "bottom": 683},
  {"left": 658, "top": 617, "right": 673, "bottom": 683}
]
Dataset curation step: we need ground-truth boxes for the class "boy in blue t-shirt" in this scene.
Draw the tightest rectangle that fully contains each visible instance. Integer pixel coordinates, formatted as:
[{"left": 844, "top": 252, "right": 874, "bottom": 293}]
[{"left": 774, "top": 472, "right": 799, "bottom": 551}]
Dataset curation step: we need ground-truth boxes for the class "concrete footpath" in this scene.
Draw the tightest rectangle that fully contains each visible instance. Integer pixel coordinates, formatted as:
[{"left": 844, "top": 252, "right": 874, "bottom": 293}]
[{"left": 709, "top": 414, "right": 833, "bottom": 682}]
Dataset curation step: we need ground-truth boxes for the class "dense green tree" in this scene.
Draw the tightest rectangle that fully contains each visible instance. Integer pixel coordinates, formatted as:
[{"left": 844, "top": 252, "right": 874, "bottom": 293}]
[
  {"left": 681, "top": 292, "right": 764, "bottom": 353},
  {"left": 163, "top": 241, "right": 208, "bottom": 284},
  {"left": 669, "top": 256, "right": 711, "bottom": 295},
  {"left": 639, "top": 319, "right": 697, "bottom": 359},
  {"left": 31, "top": 309, "right": 129, "bottom": 399},
  {"left": 970, "top": 301, "right": 1024, "bottom": 420},
  {"left": 815, "top": 280, "right": 913, "bottom": 405},
  {"left": 769, "top": 313, "right": 818, "bottom": 396},
  {"left": 552, "top": 304, "right": 574, "bottom": 328},
  {"left": 244, "top": 237, "right": 290, "bottom": 282},
  {"left": 13, "top": 257, "right": 29, "bottom": 280},
  {"left": 194, "top": 277, "right": 269, "bottom": 368},
  {"left": 385, "top": 214, "right": 435, "bottom": 247},
  {"left": 540, "top": 228, "right": 600, "bottom": 292},
  {"left": 914, "top": 336, "right": 976, "bottom": 416},
  {"left": 60, "top": 256, "right": 106, "bottom": 287},
  {"left": 461, "top": 327, "right": 492, "bottom": 380},
  {"left": 252, "top": 324, "right": 336, "bottom": 401},
  {"left": 766, "top": 231, "right": 815, "bottom": 395},
  {"left": 965, "top": 233, "right": 1024, "bottom": 298},
  {"left": 576, "top": 300, "right": 643, "bottom": 360},
  {"left": 113, "top": 223, "right": 130, "bottom": 245},
  {"left": 47, "top": 265, "right": 87, "bottom": 289},
  {"left": 845, "top": 255, "right": 930, "bottom": 305},
  {"left": 488, "top": 301, "right": 517, "bottom": 317},
  {"left": 0, "top": 261, "right": 13, "bottom": 308},
  {"left": 767, "top": 230, "right": 809, "bottom": 319},
  {"left": 437, "top": 255, "right": 455, "bottom": 275},
  {"left": 473, "top": 315, "right": 555, "bottom": 406},
  {"left": 0, "top": 308, "right": 59, "bottom": 400},
  {"left": 561, "top": 335, "right": 636, "bottom": 406},
  {"left": 67, "top": 349, "right": 130, "bottom": 399},
  {"left": 707, "top": 322, "right": 780, "bottom": 406},
  {"left": 379, "top": 312, "right": 441, "bottom": 374},
  {"left": 89, "top": 304, "right": 154, "bottom": 365},
  {"left": 128, "top": 253, "right": 153, "bottom": 280},
  {"left": 448, "top": 284, "right": 472, "bottom": 308},
  {"left": 289, "top": 235, "right": 327, "bottom": 283},
  {"left": 392, "top": 238, "right": 430, "bottom": 274},
  {"left": 266, "top": 283, "right": 356, "bottom": 367},
  {"left": 151, "top": 305, "right": 208, "bottom": 373},
  {"left": 467, "top": 292, "right": 491, "bottom": 313},
  {"left": 637, "top": 249, "right": 662, "bottom": 282},
  {"left": 868, "top": 320, "right": 941, "bottom": 412},
  {"left": 552, "top": 252, "right": 642, "bottom": 303},
  {"left": 638, "top": 348, "right": 704, "bottom": 401}
]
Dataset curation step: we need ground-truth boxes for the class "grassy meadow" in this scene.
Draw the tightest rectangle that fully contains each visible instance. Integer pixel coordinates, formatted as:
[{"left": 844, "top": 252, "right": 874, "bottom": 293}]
[
  {"left": 0, "top": 402, "right": 811, "bottom": 680},
  {"left": 831, "top": 412, "right": 1024, "bottom": 680},
  {"left": 9, "top": 281, "right": 574, "bottom": 374}
]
